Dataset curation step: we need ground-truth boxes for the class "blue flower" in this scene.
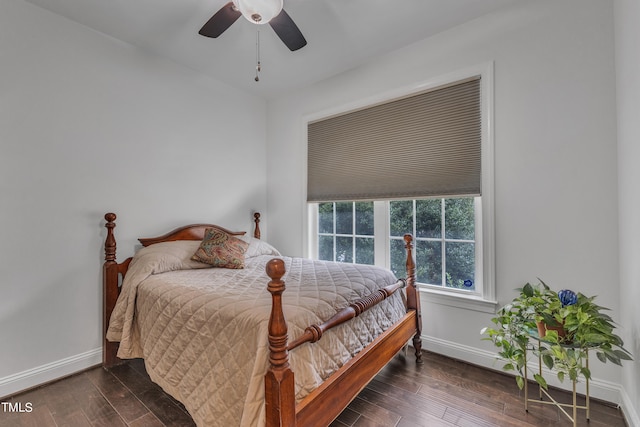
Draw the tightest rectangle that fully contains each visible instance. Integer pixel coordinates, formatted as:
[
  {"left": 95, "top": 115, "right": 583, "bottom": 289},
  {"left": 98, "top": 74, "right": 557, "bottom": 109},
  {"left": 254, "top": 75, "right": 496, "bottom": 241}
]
[{"left": 558, "top": 289, "right": 577, "bottom": 307}]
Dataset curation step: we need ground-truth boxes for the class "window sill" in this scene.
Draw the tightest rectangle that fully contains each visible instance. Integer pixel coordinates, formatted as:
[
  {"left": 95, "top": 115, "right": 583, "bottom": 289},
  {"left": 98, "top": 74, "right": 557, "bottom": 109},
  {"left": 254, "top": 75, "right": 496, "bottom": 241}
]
[{"left": 417, "top": 286, "right": 498, "bottom": 314}]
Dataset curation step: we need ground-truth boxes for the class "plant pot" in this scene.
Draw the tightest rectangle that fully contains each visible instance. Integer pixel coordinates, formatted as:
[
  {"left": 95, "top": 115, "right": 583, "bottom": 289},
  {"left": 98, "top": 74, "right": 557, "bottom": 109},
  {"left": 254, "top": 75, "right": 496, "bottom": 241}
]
[{"left": 536, "top": 321, "right": 566, "bottom": 339}]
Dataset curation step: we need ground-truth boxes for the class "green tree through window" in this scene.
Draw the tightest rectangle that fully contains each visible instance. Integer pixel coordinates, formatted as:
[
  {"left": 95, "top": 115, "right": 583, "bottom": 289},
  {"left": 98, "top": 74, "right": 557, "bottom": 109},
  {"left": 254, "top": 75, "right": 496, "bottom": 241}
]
[{"left": 318, "top": 198, "right": 476, "bottom": 291}]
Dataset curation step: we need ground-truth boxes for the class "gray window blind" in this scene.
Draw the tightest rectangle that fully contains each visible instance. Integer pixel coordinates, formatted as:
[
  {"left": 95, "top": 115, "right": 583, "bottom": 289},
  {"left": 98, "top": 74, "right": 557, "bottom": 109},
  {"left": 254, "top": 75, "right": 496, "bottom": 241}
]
[{"left": 307, "top": 77, "right": 481, "bottom": 202}]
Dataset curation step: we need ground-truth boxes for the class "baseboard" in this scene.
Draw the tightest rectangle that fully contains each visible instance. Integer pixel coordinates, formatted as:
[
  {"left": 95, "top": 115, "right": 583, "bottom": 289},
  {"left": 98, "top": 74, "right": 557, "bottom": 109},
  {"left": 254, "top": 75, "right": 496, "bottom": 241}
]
[
  {"left": 0, "top": 348, "right": 102, "bottom": 399},
  {"left": 620, "top": 388, "right": 640, "bottom": 427},
  {"left": 422, "top": 335, "right": 624, "bottom": 406}
]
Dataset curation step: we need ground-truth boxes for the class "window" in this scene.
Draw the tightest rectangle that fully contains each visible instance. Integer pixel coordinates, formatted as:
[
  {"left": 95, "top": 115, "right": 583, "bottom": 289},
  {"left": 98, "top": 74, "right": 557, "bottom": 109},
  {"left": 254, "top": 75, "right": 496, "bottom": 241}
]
[
  {"left": 314, "top": 197, "right": 481, "bottom": 294},
  {"left": 318, "top": 201, "right": 374, "bottom": 264},
  {"left": 389, "top": 198, "right": 478, "bottom": 291},
  {"left": 306, "top": 64, "right": 496, "bottom": 312}
]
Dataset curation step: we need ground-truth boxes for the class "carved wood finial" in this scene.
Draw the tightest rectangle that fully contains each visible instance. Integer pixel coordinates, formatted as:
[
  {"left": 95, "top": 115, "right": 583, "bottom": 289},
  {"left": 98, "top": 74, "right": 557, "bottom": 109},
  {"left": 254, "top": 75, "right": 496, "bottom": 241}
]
[
  {"left": 265, "top": 258, "right": 288, "bottom": 367},
  {"left": 104, "top": 213, "right": 117, "bottom": 262},
  {"left": 266, "top": 258, "right": 285, "bottom": 282},
  {"left": 254, "top": 212, "right": 261, "bottom": 239}
]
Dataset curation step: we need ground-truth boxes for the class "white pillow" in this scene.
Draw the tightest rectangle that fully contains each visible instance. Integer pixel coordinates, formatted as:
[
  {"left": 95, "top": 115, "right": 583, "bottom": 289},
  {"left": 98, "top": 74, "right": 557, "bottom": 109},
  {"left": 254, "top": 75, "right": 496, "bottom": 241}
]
[{"left": 239, "top": 236, "right": 281, "bottom": 258}]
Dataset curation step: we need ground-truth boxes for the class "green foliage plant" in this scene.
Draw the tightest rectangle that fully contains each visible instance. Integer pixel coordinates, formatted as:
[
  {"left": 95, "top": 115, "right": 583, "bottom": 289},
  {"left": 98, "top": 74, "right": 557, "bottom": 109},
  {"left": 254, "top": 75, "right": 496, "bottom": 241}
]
[{"left": 481, "top": 280, "right": 632, "bottom": 390}]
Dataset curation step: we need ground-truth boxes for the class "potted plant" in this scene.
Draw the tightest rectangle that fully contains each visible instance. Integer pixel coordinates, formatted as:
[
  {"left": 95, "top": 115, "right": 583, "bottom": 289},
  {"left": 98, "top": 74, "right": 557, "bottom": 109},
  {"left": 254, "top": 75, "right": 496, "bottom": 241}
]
[{"left": 481, "top": 280, "right": 632, "bottom": 390}]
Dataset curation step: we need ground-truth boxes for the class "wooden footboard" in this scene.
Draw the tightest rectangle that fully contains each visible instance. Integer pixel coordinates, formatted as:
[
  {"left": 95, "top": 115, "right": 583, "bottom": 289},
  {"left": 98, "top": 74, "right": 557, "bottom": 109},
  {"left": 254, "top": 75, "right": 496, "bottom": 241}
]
[{"left": 264, "top": 234, "right": 422, "bottom": 427}]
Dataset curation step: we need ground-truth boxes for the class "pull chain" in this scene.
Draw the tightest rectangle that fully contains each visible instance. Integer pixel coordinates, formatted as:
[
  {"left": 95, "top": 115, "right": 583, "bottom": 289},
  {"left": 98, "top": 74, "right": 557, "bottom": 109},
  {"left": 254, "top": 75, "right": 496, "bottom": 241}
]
[{"left": 255, "top": 29, "right": 261, "bottom": 82}]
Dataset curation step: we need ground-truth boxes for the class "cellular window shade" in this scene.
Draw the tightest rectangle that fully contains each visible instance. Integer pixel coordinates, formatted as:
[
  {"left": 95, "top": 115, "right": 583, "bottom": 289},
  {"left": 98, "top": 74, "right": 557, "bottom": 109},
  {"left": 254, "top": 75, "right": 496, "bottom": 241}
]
[{"left": 307, "top": 77, "right": 481, "bottom": 202}]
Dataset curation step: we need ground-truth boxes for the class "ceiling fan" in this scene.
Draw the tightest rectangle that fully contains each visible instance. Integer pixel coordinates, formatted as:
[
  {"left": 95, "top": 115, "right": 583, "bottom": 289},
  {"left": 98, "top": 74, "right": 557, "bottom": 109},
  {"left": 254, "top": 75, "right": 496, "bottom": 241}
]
[{"left": 199, "top": 0, "right": 307, "bottom": 51}]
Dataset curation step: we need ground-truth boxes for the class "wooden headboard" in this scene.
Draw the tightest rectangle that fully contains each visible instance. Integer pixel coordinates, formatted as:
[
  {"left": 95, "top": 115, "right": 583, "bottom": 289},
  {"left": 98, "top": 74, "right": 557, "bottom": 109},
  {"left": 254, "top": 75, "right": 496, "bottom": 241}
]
[
  {"left": 102, "top": 211, "right": 262, "bottom": 367},
  {"left": 136, "top": 212, "right": 261, "bottom": 246}
]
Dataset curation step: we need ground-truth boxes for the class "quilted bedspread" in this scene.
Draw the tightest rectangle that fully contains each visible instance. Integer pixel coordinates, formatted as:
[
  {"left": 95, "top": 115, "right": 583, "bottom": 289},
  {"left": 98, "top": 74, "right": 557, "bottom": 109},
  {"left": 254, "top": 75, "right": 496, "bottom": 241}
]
[{"left": 106, "top": 240, "right": 406, "bottom": 427}]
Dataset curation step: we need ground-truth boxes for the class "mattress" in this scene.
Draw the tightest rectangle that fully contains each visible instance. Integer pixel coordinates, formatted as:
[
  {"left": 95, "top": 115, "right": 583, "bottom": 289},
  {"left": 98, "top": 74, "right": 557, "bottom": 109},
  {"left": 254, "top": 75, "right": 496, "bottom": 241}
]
[{"left": 106, "top": 240, "right": 405, "bottom": 426}]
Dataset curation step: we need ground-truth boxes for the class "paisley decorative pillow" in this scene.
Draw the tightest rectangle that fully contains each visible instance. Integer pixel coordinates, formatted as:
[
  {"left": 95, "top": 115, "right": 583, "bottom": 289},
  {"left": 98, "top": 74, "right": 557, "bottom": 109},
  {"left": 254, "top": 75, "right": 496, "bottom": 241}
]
[{"left": 191, "top": 228, "right": 249, "bottom": 269}]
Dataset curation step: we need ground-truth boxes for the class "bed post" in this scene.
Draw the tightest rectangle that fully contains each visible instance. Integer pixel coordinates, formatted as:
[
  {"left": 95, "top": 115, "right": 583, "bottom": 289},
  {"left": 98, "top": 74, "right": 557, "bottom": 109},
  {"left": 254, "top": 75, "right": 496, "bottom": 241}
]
[
  {"left": 264, "top": 259, "right": 296, "bottom": 427},
  {"left": 254, "top": 212, "right": 261, "bottom": 239},
  {"left": 103, "top": 213, "right": 121, "bottom": 367},
  {"left": 404, "top": 234, "right": 423, "bottom": 363}
]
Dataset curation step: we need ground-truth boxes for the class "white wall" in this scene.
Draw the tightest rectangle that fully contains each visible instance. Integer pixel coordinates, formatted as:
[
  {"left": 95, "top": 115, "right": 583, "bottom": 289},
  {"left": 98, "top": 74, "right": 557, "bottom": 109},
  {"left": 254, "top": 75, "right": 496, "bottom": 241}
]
[
  {"left": 3, "top": 0, "right": 636, "bottom": 421},
  {"left": 0, "top": 0, "right": 267, "bottom": 396},
  {"left": 267, "top": 0, "right": 629, "bottom": 408},
  {"left": 615, "top": 0, "right": 640, "bottom": 425}
]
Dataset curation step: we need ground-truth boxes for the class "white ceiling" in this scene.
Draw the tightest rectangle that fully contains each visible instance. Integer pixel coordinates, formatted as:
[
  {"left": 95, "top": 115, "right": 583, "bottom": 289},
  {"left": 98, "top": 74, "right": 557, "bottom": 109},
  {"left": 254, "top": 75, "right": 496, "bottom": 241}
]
[{"left": 23, "top": 0, "right": 524, "bottom": 99}]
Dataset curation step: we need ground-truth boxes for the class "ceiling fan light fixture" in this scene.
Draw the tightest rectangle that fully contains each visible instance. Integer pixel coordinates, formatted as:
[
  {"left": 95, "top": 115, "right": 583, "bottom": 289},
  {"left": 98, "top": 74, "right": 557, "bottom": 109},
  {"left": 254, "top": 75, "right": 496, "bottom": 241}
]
[{"left": 233, "top": 0, "right": 283, "bottom": 24}]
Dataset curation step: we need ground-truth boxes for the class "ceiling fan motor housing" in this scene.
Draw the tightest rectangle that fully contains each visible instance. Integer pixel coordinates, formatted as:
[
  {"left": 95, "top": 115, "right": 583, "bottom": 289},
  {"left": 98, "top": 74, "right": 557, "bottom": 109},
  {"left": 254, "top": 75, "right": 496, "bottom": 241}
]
[{"left": 233, "top": 0, "right": 283, "bottom": 24}]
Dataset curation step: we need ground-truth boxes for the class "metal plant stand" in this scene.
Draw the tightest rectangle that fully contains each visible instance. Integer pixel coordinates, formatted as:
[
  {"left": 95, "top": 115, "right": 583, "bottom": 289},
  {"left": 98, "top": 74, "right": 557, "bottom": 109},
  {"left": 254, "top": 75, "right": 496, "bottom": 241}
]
[{"left": 524, "top": 337, "right": 590, "bottom": 427}]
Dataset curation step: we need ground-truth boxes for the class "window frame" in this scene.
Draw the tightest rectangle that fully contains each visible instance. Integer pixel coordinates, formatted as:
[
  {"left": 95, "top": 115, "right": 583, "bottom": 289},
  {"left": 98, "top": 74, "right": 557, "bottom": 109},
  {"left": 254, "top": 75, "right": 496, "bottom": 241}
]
[{"left": 304, "top": 63, "right": 497, "bottom": 313}]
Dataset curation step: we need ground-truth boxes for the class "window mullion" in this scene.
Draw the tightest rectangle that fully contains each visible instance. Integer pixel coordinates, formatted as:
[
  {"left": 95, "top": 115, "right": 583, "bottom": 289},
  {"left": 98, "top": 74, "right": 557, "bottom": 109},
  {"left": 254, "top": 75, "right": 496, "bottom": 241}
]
[
  {"left": 440, "top": 199, "right": 447, "bottom": 289},
  {"left": 333, "top": 203, "right": 337, "bottom": 262},
  {"left": 352, "top": 203, "right": 356, "bottom": 263},
  {"left": 413, "top": 199, "right": 417, "bottom": 244},
  {"left": 308, "top": 203, "right": 318, "bottom": 259},
  {"left": 373, "top": 201, "right": 388, "bottom": 268}
]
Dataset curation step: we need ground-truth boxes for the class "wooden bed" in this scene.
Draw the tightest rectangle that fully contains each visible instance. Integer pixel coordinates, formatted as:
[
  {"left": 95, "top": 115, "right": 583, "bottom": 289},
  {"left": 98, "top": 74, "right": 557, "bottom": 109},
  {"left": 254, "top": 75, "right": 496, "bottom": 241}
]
[{"left": 102, "top": 212, "right": 422, "bottom": 427}]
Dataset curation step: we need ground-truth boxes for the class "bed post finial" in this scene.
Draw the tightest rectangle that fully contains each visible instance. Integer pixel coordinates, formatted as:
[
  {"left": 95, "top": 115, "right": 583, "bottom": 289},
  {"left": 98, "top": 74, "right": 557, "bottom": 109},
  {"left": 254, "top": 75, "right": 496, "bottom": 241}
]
[
  {"left": 253, "top": 212, "right": 261, "bottom": 239},
  {"left": 404, "top": 234, "right": 423, "bottom": 364},
  {"left": 264, "top": 258, "right": 296, "bottom": 426},
  {"left": 105, "top": 213, "right": 117, "bottom": 262}
]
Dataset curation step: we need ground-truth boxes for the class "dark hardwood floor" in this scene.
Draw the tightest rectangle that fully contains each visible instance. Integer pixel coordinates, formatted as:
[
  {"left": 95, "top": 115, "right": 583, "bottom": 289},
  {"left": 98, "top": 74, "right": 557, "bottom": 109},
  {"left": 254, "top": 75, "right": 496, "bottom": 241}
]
[{"left": 0, "top": 351, "right": 627, "bottom": 427}]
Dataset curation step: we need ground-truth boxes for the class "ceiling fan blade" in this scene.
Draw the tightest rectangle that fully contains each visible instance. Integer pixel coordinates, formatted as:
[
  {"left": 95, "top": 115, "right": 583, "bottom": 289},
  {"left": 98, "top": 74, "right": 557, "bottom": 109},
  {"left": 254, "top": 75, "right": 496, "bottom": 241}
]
[
  {"left": 269, "top": 9, "right": 307, "bottom": 51},
  {"left": 199, "top": 2, "right": 242, "bottom": 38}
]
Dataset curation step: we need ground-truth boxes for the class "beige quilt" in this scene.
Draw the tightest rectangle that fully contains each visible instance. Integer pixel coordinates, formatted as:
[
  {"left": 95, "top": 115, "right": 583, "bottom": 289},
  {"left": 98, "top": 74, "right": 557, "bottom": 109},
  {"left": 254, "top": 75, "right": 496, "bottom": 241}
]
[{"left": 106, "top": 240, "right": 406, "bottom": 427}]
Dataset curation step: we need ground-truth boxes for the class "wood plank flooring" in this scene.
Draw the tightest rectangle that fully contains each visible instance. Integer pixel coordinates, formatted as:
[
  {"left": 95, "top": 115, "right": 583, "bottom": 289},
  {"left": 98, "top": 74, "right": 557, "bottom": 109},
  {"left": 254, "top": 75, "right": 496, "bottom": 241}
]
[{"left": 0, "top": 351, "right": 627, "bottom": 427}]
